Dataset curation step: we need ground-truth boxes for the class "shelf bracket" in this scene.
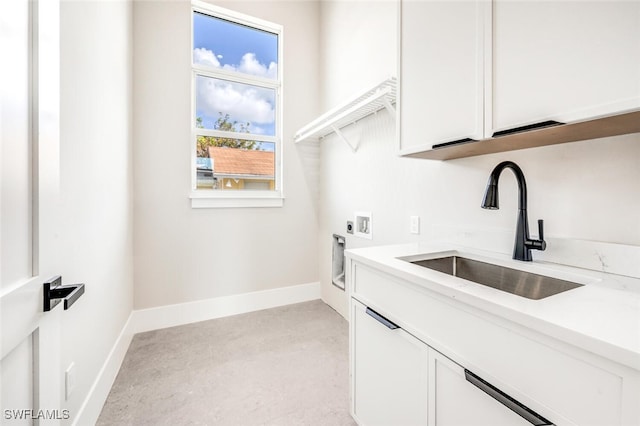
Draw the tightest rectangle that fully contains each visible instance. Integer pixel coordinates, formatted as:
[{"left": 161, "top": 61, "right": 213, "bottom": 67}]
[
  {"left": 381, "top": 97, "right": 396, "bottom": 116},
  {"left": 331, "top": 125, "right": 359, "bottom": 152}
]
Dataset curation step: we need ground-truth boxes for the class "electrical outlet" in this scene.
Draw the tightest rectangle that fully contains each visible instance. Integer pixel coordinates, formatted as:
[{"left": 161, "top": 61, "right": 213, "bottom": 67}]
[
  {"left": 65, "top": 362, "right": 76, "bottom": 401},
  {"left": 410, "top": 216, "right": 420, "bottom": 234}
]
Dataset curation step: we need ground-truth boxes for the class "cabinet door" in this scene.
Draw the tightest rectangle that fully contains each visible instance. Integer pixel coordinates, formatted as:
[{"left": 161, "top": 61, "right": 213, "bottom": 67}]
[
  {"left": 351, "top": 299, "right": 428, "bottom": 426},
  {"left": 493, "top": 0, "right": 640, "bottom": 132},
  {"left": 398, "top": 0, "right": 486, "bottom": 154},
  {"left": 429, "top": 350, "right": 540, "bottom": 426}
]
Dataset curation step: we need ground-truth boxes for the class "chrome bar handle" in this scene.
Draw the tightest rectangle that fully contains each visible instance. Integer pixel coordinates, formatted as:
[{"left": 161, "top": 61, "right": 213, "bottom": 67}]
[{"left": 365, "top": 307, "right": 399, "bottom": 330}]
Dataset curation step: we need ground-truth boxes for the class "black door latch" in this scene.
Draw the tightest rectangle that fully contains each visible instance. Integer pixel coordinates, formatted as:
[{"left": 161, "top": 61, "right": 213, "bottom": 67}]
[{"left": 43, "top": 276, "right": 85, "bottom": 312}]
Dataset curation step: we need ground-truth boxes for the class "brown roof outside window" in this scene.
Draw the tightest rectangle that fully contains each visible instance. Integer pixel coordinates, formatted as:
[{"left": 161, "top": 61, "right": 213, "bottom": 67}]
[{"left": 208, "top": 146, "right": 275, "bottom": 177}]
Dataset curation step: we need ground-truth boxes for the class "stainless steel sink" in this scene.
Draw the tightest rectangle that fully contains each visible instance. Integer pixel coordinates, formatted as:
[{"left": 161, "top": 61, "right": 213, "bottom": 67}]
[{"left": 410, "top": 256, "right": 583, "bottom": 300}]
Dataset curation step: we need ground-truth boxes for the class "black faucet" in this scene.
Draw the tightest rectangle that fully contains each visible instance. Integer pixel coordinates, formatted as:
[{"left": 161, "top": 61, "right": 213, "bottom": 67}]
[{"left": 481, "top": 161, "right": 546, "bottom": 261}]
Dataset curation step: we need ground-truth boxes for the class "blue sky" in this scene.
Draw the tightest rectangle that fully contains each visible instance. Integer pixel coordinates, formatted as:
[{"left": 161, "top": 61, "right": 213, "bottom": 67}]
[
  {"left": 194, "top": 12, "right": 277, "bottom": 69},
  {"left": 193, "top": 12, "right": 278, "bottom": 137}
]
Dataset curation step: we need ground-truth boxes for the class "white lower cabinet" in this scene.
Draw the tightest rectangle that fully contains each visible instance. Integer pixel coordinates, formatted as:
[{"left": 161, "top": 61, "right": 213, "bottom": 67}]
[
  {"left": 351, "top": 299, "right": 428, "bottom": 425},
  {"left": 351, "top": 299, "right": 540, "bottom": 426},
  {"left": 349, "top": 260, "right": 640, "bottom": 426},
  {"left": 429, "top": 350, "right": 531, "bottom": 426}
]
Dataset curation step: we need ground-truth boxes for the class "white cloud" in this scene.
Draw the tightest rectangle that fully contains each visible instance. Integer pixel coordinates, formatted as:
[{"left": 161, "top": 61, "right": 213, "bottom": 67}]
[
  {"left": 193, "top": 47, "right": 220, "bottom": 68},
  {"left": 196, "top": 76, "right": 275, "bottom": 130},
  {"left": 237, "top": 53, "right": 278, "bottom": 80},
  {"left": 193, "top": 48, "right": 277, "bottom": 80}
]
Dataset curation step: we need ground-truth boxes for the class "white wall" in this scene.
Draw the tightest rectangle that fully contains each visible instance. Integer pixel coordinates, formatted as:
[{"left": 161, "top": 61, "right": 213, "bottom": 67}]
[
  {"left": 133, "top": 0, "right": 320, "bottom": 309},
  {"left": 59, "top": 0, "right": 134, "bottom": 423},
  {"left": 318, "top": 1, "right": 640, "bottom": 318}
]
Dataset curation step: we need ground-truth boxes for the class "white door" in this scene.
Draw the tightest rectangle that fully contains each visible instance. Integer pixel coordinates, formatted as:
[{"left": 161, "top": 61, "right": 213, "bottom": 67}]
[{"left": 1, "top": 0, "right": 63, "bottom": 424}]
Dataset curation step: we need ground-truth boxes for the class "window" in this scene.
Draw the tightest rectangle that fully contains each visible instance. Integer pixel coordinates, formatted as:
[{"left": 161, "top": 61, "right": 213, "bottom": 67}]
[{"left": 191, "top": 2, "right": 283, "bottom": 208}]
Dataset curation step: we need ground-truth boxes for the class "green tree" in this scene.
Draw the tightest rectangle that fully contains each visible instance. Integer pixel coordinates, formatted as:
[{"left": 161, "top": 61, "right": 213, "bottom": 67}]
[{"left": 196, "top": 113, "right": 257, "bottom": 158}]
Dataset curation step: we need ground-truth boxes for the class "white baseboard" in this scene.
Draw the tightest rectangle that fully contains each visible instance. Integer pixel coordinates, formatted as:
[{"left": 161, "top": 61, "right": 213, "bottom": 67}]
[
  {"left": 74, "top": 282, "right": 320, "bottom": 425},
  {"left": 130, "top": 281, "right": 321, "bottom": 334},
  {"left": 73, "top": 312, "right": 134, "bottom": 426}
]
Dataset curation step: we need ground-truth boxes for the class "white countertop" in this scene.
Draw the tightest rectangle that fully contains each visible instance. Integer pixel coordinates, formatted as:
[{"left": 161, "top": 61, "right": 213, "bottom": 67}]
[{"left": 346, "top": 242, "right": 640, "bottom": 371}]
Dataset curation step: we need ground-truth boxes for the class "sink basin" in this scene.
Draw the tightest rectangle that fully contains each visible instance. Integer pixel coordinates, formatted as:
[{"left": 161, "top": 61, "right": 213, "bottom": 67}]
[{"left": 409, "top": 256, "right": 583, "bottom": 300}]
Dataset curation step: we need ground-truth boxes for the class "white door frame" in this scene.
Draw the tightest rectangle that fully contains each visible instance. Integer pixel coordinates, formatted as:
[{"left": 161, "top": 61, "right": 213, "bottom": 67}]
[{"left": 1, "top": 0, "right": 63, "bottom": 423}]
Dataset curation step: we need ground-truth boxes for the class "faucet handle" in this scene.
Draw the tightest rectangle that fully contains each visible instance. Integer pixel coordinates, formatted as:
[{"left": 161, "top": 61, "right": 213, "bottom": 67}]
[
  {"left": 526, "top": 220, "right": 547, "bottom": 252},
  {"left": 538, "top": 219, "right": 544, "bottom": 241},
  {"left": 537, "top": 219, "right": 547, "bottom": 251}
]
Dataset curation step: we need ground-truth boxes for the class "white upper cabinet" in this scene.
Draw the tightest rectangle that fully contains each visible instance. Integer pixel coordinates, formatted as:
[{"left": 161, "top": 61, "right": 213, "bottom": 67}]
[
  {"left": 492, "top": 0, "right": 640, "bottom": 132},
  {"left": 398, "top": 0, "right": 487, "bottom": 154},
  {"left": 399, "top": 0, "right": 640, "bottom": 160}
]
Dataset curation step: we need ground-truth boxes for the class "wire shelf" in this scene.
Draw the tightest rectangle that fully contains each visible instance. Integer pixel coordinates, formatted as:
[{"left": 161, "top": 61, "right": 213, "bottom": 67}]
[{"left": 294, "top": 77, "right": 397, "bottom": 150}]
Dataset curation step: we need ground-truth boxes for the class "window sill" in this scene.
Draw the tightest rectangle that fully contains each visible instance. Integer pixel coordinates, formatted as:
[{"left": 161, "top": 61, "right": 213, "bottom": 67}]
[{"left": 190, "top": 191, "right": 284, "bottom": 208}]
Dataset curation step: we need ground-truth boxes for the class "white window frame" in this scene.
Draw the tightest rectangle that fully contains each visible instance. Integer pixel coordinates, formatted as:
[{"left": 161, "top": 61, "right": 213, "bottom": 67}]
[{"left": 190, "top": 1, "right": 284, "bottom": 208}]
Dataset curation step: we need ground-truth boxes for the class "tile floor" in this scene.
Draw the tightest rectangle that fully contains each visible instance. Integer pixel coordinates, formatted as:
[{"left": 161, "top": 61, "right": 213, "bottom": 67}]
[{"left": 97, "top": 300, "right": 355, "bottom": 425}]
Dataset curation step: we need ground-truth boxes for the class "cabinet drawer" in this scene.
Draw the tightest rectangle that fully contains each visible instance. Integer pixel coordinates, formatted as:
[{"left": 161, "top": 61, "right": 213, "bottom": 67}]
[
  {"left": 352, "top": 262, "right": 623, "bottom": 426},
  {"left": 429, "top": 349, "right": 531, "bottom": 426},
  {"left": 351, "top": 299, "right": 429, "bottom": 426}
]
